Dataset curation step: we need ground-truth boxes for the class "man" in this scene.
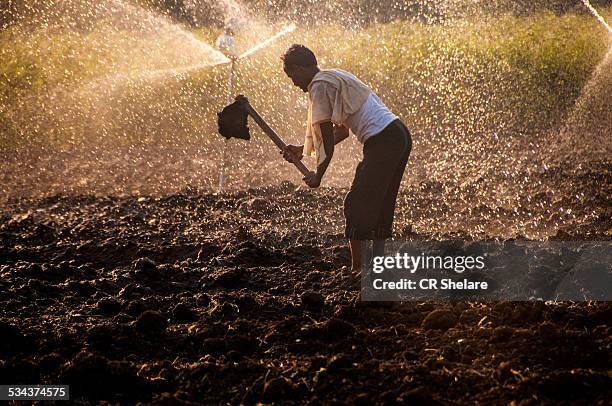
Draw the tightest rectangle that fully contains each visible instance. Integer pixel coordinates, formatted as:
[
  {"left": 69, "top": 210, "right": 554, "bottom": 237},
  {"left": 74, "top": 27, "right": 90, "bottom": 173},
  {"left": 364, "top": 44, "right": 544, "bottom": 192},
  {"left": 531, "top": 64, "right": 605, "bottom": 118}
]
[{"left": 280, "top": 44, "right": 412, "bottom": 274}]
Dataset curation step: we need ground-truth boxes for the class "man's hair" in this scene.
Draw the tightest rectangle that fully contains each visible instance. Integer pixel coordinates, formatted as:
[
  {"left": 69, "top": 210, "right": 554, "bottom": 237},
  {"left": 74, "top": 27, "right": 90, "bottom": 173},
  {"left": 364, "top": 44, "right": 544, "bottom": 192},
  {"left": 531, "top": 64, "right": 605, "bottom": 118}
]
[{"left": 281, "top": 44, "right": 317, "bottom": 68}]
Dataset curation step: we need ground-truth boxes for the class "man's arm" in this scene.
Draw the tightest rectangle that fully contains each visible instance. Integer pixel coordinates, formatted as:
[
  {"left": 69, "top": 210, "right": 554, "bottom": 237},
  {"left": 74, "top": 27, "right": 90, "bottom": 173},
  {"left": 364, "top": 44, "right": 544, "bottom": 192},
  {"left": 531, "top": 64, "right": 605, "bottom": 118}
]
[
  {"left": 281, "top": 123, "right": 347, "bottom": 163},
  {"left": 316, "top": 121, "right": 336, "bottom": 178},
  {"left": 333, "top": 124, "right": 350, "bottom": 145}
]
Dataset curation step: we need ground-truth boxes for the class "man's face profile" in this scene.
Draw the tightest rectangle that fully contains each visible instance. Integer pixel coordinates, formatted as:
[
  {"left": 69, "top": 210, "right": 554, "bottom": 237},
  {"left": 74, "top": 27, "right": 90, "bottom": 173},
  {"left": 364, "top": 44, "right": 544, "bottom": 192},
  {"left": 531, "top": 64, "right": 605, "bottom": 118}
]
[{"left": 283, "top": 64, "right": 310, "bottom": 92}]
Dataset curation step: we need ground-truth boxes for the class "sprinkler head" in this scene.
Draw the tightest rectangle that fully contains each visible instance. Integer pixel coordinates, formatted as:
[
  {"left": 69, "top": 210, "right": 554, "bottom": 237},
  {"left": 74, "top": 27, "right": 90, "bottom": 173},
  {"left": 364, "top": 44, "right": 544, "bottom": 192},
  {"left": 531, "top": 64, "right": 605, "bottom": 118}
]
[{"left": 217, "top": 96, "right": 250, "bottom": 140}]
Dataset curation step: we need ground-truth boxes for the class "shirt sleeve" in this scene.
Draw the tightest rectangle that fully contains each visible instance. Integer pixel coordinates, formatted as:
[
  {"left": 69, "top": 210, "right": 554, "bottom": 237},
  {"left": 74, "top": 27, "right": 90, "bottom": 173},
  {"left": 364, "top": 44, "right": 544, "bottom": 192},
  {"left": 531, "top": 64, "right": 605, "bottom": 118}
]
[{"left": 309, "top": 82, "right": 337, "bottom": 125}]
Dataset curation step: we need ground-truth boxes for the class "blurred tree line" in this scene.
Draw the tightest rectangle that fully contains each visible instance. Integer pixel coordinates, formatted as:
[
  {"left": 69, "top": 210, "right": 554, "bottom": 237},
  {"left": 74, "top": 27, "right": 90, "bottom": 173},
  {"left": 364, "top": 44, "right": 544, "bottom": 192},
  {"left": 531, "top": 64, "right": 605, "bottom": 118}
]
[
  {"left": 2, "top": 0, "right": 612, "bottom": 29},
  {"left": 137, "top": 0, "right": 612, "bottom": 27},
  {"left": 249, "top": 0, "right": 612, "bottom": 25}
]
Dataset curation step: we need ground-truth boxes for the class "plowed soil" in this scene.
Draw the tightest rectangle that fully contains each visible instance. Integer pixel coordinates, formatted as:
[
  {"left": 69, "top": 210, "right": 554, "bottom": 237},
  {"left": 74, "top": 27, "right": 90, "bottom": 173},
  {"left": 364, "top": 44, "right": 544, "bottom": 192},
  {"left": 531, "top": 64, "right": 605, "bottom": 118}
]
[{"left": 1, "top": 163, "right": 611, "bottom": 404}]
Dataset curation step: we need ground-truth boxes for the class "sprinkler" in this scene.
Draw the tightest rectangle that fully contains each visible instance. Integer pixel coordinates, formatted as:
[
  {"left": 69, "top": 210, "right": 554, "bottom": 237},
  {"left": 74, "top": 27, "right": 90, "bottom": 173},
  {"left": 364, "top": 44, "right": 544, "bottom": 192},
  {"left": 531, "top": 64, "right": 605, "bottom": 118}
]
[
  {"left": 215, "top": 19, "right": 241, "bottom": 191},
  {"left": 215, "top": 22, "right": 297, "bottom": 191},
  {"left": 217, "top": 95, "right": 310, "bottom": 176}
]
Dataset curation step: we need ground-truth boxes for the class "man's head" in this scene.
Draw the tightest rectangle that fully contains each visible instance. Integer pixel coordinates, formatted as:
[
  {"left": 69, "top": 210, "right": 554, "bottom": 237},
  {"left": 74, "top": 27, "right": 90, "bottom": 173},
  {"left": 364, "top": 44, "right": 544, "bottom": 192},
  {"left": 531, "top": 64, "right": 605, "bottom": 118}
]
[{"left": 281, "top": 44, "right": 319, "bottom": 92}]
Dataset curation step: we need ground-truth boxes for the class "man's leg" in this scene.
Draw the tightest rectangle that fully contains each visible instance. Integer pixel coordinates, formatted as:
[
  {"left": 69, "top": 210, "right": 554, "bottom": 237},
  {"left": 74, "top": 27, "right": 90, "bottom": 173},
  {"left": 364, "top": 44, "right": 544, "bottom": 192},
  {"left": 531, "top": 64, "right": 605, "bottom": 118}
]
[
  {"left": 376, "top": 123, "right": 412, "bottom": 241},
  {"left": 349, "top": 239, "right": 367, "bottom": 273},
  {"left": 372, "top": 239, "right": 385, "bottom": 258},
  {"left": 344, "top": 134, "right": 404, "bottom": 242},
  {"left": 344, "top": 120, "right": 408, "bottom": 276}
]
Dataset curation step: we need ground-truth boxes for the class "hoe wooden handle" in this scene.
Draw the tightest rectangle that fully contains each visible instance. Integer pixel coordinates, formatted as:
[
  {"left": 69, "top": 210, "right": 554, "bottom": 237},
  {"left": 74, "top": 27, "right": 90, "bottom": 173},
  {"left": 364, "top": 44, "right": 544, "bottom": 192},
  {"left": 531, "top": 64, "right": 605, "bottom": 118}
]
[{"left": 238, "top": 96, "right": 311, "bottom": 176}]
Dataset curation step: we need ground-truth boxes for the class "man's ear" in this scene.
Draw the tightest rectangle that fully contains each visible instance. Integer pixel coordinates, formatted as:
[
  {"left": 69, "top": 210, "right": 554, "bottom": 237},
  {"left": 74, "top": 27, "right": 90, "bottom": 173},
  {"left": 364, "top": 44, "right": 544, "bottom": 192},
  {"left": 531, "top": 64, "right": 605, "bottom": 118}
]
[{"left": 297, "top": 65, "right": 311, "bottom": 75}]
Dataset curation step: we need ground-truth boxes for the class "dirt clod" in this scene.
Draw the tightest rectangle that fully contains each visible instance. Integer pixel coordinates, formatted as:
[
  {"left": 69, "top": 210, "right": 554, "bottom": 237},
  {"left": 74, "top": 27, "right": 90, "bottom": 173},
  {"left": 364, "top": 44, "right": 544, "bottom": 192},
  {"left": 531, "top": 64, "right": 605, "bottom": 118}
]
[
  {"left": 172, "top": 303, "right": 198, "bottom": 323},
  {"left": 134, "top": 310, "right": 167, "bottom": 334},
  {"left": 97, "top": 297, "right": 122, "bottom": 316},
  {"left": 0, "top": 183, "right": 609, "bottom": 404},
  {"left": 0, "top": 321, "right": 24, "bottom": 352},
  {"left": 263, "top": 377, "right": 294, "bottom": 402},
  {"left": 301, "top": 290, "right": 325, "bottom": 309},
  {"left": 322, "top": 318, "right": 355, "bottom": 338},
  {"left": 421, "top": 309, "right": 458, "bottom": 330}
]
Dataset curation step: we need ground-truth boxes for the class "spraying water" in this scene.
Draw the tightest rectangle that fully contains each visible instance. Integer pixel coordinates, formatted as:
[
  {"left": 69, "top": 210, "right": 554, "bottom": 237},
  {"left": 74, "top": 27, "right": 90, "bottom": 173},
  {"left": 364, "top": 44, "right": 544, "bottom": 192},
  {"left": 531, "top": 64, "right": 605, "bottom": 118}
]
[
  {"left": 238, "top": 24, "right": 297, "bottom": 59},
  {"left": 2, "top": 2, "right": 611, "bottom": 239},
  {"left": 216, "top": 22, "right": 298, "bottom": 191},
  {"left": 1, "top": 0, "right": 234, "bottom": 153},
  {"left": 552, "top": 2, "right": 612, "bottom": 164},
  {"left": 110, "top": 0, "right": 231, "bottom": 66},
  {"left": 581, "top": 0, "right": 612, "bottom": 33}
]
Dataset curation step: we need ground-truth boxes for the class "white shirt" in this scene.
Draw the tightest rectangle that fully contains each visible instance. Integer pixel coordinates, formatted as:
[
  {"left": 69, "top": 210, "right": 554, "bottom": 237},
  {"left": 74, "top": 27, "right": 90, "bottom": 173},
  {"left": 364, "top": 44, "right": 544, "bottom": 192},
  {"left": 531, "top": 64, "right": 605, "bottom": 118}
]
[
  {"left": 345, "top": 92, "right": 398, "bottom": 143},
  {"left": 309, "top": 70, "right": 397, "bottom": 144}
]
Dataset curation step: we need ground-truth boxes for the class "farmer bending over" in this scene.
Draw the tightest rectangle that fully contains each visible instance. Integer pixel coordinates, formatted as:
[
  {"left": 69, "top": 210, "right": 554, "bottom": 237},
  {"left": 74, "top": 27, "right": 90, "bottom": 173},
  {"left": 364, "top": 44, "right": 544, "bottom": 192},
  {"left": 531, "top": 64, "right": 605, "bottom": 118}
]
[{"left": 280, "top": 44, "right": 412, "bottom": 273}]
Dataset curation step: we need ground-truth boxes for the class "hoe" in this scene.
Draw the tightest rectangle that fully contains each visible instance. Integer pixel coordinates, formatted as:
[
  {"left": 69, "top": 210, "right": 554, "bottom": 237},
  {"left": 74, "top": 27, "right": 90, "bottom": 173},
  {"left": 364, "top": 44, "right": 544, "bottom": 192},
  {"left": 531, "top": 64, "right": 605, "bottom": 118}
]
[{"left": 217, "top": 95, "right": 310, "bottom": 176}]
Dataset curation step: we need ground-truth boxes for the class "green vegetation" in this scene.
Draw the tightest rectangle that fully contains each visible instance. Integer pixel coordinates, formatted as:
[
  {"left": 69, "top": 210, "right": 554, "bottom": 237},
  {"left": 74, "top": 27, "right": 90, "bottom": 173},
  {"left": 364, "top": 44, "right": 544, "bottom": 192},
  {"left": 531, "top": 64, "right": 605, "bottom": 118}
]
[
  {"left": 1, "top": 7, "right": 611, "bottom": 149},
  {"left": 299, "top": 11, "right": 611, "bottom": 136}
]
